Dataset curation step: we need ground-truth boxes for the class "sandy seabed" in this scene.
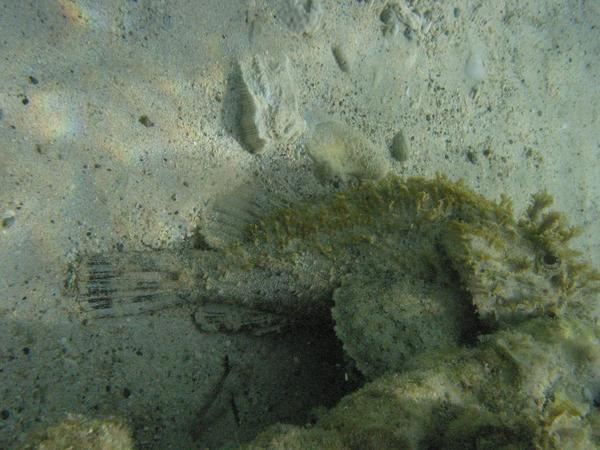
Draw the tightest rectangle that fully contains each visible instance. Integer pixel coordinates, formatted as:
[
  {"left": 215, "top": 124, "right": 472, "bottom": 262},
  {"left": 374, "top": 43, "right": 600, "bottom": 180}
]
[{"left": 0, "top": 1, "right": 598, "bottom": 448}]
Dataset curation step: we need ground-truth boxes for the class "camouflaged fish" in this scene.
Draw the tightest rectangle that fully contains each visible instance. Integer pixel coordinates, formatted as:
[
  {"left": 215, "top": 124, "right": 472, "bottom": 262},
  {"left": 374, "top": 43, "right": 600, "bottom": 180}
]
[{"left": 67, "top": 175, "right": 597, "bottom": 374}]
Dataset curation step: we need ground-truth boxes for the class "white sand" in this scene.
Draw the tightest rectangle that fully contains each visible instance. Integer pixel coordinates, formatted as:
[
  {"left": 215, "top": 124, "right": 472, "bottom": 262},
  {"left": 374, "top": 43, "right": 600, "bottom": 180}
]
[{"left": 0, "top": 1, "right": 598, "bottom": 448}]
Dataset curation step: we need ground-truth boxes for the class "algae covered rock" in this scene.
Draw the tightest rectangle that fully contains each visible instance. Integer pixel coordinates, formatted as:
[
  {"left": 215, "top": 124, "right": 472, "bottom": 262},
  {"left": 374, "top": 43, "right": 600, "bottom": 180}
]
[
  {"left": 20, "top": 414, "right": 134, "bottom": 450},
  {"left": 246, "top": 314, "right": 600, "bottom": 449}
]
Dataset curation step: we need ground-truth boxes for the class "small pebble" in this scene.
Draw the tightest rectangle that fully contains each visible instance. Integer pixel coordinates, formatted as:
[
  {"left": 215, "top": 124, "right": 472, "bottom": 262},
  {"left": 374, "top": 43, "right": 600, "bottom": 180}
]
[
  {"left": 2, "top": 216, "right": 16, "bottom": 228},
  {"left": 332, "top": 46, "right": 350, "bottom": 73},
  {"left": 390, "top": 130, "right": 409, "bottom": 163},
  {"left": 466, "top": 150, "right": 478, "bottom": 164},
  {"left": 139, "top": 115, "right": 154, "bottom": 127},
  {"left": 465, "top": 50, "right": 486, "bottom": 82}
]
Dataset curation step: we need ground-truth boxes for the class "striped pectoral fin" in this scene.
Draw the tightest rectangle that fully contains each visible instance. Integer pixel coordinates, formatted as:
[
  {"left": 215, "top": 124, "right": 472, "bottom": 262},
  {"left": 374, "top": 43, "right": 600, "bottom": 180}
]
[
  {"left": 66, "top": 250, "right": 195, "bottom": 319},
  {"left": 192, "top": 302, "right": 289, "bottom": 336}
]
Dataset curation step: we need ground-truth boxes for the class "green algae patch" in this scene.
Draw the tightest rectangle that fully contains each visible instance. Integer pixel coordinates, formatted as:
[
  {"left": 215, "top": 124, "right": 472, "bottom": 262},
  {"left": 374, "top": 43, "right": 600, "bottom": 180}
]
[{"left": 20, "top": 415, "right": 134, "bottom": 450}]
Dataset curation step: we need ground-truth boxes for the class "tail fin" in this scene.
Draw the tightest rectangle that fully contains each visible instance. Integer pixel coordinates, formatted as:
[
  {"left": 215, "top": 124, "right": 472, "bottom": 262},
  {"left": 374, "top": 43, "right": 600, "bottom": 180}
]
[{"left": 65, "top": 251, "right": 194, "bottom": 319}]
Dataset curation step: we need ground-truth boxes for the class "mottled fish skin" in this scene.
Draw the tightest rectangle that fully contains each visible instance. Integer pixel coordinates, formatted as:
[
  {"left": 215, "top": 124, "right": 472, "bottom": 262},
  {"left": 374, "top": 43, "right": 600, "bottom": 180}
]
[{"left": 69, "top": 175, "right": 596, "bottom": 331}]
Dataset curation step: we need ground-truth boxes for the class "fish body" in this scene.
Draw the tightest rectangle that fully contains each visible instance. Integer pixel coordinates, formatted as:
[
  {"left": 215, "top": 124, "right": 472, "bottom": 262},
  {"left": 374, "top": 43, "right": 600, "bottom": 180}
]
[{"left": 69, "top": 175, "right": 595, "bottom": 349}]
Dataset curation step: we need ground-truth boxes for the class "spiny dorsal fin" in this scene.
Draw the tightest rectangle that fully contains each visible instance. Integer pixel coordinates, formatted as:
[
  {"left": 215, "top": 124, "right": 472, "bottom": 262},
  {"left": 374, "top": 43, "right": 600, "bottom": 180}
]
[{"left": 196, "top": 175, "right": 327, "bottom": 249}]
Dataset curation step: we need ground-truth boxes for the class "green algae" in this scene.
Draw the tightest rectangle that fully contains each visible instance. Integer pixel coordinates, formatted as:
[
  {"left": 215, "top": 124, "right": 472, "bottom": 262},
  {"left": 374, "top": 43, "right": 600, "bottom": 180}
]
[{"left": 20, "top": 415, "right": 134, "bottom": 450}]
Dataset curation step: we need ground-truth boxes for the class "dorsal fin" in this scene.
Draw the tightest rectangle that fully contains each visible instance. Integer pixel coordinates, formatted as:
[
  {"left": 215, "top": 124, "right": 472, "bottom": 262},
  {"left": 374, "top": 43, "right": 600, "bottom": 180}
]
[{"left": 196, "top": 175, "right": 321, "bottom": 249}]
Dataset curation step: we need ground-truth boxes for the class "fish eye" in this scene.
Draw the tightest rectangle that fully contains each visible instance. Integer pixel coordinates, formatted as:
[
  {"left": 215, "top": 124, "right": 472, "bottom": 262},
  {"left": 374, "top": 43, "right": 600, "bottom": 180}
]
[{"left": 542, "top": 252, "right": 560, "bottom": 267}]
